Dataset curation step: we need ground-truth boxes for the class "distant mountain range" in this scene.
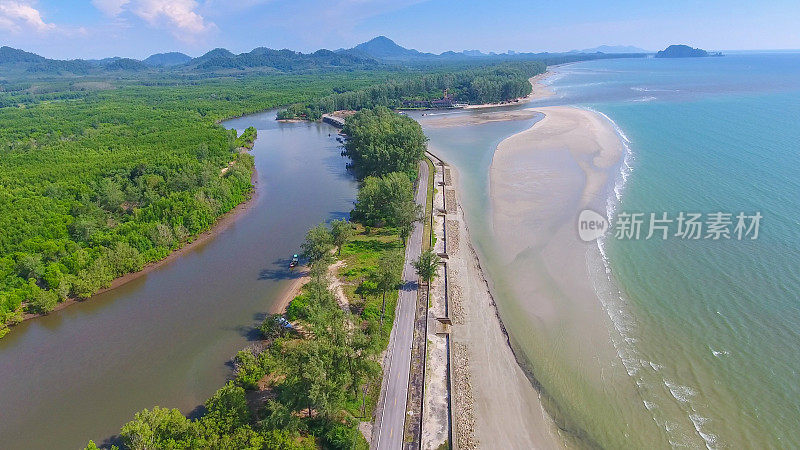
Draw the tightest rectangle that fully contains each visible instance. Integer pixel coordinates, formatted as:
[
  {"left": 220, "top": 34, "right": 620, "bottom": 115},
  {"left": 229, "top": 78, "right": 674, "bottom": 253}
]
[
  {"left": 348, "top": 36, "right": 649, "bottom": 61},
  {"left": 0, "top": 36, "right": 649, "bottom": 77},
  {"left": 570, "top": 45, "right": 648, "bottom": 54}
]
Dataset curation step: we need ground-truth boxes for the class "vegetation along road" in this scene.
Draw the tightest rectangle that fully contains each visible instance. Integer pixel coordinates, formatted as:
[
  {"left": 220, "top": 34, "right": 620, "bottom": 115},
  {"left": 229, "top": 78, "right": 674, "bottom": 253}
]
[{"left": 375, "top": 158, "right": 429, "bottom": 450}]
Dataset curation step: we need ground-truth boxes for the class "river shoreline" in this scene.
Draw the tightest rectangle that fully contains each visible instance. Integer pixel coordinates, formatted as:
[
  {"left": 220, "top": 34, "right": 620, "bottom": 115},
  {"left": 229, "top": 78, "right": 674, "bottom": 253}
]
[{"left": 15, "top": 164, "right": 260, "bottom": 327}]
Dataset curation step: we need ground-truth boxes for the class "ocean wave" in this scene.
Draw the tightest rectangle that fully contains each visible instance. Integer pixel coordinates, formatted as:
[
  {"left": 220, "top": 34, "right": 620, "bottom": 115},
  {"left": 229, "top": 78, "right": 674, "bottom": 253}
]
[
  {"left": 542, "top": 71, "right": 565, "bottom": 86},
  {"left": 585, "top": 107, "right": 634, "bottom": 213},
  {"left": 664, "top": 378, "right": 697, "bottom": 403},
  {"left": 631, "top": 86, "right": 682, "bottom": 93},
  {"left": 587, "top": 109, "right": 723, "bottom": 448},
  {"left": 690, "top": 410, "right": 720, "bottom": 449}
]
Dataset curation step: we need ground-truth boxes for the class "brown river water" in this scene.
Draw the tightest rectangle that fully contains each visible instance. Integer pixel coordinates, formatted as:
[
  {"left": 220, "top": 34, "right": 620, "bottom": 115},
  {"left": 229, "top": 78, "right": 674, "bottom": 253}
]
[{"left": 0, "top": 110, "right": 356, "bottom": 449}]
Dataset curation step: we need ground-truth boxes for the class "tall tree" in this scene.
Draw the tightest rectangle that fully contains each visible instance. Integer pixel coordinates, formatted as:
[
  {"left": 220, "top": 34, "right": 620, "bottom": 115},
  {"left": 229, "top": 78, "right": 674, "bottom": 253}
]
[
  {"left": 330, "top": 219, "right": 353, "bottom": 256},
  {"left": 300, "top": 223, "right": 333, "bottom": 265},
  {"left": 393, "top": 199, "right": 422, "bottom": 245},
  {"left": 351, "top": 171, "right": 414, "bottom": 226},
  {"left": 375, "top": 252, "right": 403, "bottom": 327},
  {"left": 260, "top": 313, "right": 290, "bottom": 340},
  {"left": 413, "top": 248, "right": 441, "bottom": 285}
]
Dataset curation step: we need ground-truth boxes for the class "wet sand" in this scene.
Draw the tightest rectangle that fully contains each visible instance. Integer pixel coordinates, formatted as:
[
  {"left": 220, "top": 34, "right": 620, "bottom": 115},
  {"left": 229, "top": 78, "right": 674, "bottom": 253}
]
[
  {"left": 489, "top": 106, "right": 622, "bottom": 311},
  {"left": 442, "top": 163, "right": 563, "bottom": 448},
  {"left": 489, "top": 105, "right": 625, "bottom": 366},
  {"left": 422, "top": 109, "right": 538, "bottom": 128},
  {"left": 488, "top": 106, "right": 647, "bottom": 446},
  {"left": 268, "top": 269, "right": 309, "bottom": 314}
]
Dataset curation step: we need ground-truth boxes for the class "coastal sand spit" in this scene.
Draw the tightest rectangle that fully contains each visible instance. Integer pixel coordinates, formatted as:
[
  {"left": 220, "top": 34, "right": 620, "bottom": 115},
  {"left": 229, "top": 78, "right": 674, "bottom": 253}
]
[
  {"left": 490, "top": 105, "right": 624, "bottom": 367},
  {"left": 487, "top": 106, "right": 663, "bottom": 446}
]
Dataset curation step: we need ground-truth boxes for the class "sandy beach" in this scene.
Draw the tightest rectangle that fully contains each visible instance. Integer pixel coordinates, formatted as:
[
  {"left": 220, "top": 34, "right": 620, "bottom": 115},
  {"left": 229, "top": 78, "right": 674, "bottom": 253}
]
[
  {"left": 268, "top": 269, "right": 310, "bottom": 314},
  {"left": 442, "top": 163, "right": 564, "bottom": 448},
  {"left": 490, "top": 106, "right": 622, "bottom": 313},
  {"left": 487, "top": 106, "right": 656, "bottom": 446},
  {"left": 421, "top": 104, "right": 639, "bottom": 448}
]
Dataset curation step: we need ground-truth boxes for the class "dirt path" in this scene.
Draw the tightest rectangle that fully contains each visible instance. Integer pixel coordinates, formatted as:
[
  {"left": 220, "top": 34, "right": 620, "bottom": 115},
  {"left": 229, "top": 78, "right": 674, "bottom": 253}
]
[{"left": 327, "top": 259, "right": 350, "bottom": 310}]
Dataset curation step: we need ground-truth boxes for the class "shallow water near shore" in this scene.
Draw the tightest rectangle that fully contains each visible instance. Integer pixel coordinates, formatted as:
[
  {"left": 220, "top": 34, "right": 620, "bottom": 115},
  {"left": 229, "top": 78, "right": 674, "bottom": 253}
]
[
  {"left": 417, "top": 53, "right": 800, "bottom": 448},
  {"left": 0, "top": 111, "right": 356, "bottom": 449}
]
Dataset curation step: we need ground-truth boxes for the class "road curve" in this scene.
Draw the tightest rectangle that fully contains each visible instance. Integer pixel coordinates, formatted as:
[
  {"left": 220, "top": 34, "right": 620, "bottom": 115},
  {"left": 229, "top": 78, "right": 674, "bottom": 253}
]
[{"left": 374, "top": 159, "right": 429, "bottom": 450}]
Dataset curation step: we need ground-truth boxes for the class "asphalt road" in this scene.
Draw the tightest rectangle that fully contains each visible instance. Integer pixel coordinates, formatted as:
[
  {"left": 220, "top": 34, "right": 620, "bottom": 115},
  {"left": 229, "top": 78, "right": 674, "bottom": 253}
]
[{"left": 375, "top": 159, "right": 429, "bottom": 450}]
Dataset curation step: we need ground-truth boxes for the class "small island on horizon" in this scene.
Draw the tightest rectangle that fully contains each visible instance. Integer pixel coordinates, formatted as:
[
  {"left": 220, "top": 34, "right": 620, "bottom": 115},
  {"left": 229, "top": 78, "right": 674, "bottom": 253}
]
[{"left": 655, "top": 44, "right": 723, "bottom": 58}]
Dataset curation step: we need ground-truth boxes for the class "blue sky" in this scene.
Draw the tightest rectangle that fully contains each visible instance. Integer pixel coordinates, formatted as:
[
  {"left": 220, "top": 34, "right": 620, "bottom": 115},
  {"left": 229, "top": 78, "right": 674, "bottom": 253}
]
[{"left": 1, "top": 0, "right": 798, "bottom": 59}]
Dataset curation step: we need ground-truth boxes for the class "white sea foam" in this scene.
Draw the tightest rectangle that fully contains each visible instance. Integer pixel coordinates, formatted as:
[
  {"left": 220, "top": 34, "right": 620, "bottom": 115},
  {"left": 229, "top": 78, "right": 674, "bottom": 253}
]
[
  {"left": 586, "top": 109, "right": 724, "bottom": 448},
  {"left": 690, "top": 411, "right": 720, "bottom": 449},
  {"left": 631, "top": 86, "right": 682, "bottom": 93},
  {"left": 665, "top": 379, "right": 697, "bottom": 403},
  {"left": 586, "top": 107, "right": 634, "bottom": 208},
  {"left": 711, "top": 349, "right": 730, "bottom": 357},
  {"left": 541, "top": 71, "right": 565, "bottom": 86}
]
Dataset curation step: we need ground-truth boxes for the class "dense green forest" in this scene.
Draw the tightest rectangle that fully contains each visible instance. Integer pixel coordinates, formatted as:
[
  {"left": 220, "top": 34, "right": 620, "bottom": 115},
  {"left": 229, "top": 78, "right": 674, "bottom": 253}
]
[
  {"left": 278, "top": 61, "right": 545, "bottom": 119},
  {"left": 0, "top": 57, "right": 537, "bottom": 336},
  {"left": 94, "top": 108, "right": 422, "bottom": 449},
  {"left": 342, "top": 106, "right": 427, "bottom": 179},
  {"left": 0, "top": 70, "right": 415, "bottom": 337}
]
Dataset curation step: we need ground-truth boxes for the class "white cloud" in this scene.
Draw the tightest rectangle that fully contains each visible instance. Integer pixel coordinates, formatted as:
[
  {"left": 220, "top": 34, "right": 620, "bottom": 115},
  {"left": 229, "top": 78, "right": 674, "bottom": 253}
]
[
  {"left": 0, "top": 1, "right": 55, "bottom": 33},
  {"left": 93, "top": 0, "right": 213, "bottom": 39},
  {"left": 134, "top": 0, "right": 209, "bottom": 34},
  {"left": 92, "top": 0, "right": 130, "bottom": 17}
]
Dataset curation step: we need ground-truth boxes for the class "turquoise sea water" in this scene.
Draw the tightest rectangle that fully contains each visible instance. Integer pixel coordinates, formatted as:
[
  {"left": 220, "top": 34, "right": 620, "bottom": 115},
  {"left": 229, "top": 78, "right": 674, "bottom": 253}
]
[
  {"left": 554, "top": 55, "right": 800, "bottom": 447},
  {"left": 416, "top": 54, "right": 800, "bottom": 448}
]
